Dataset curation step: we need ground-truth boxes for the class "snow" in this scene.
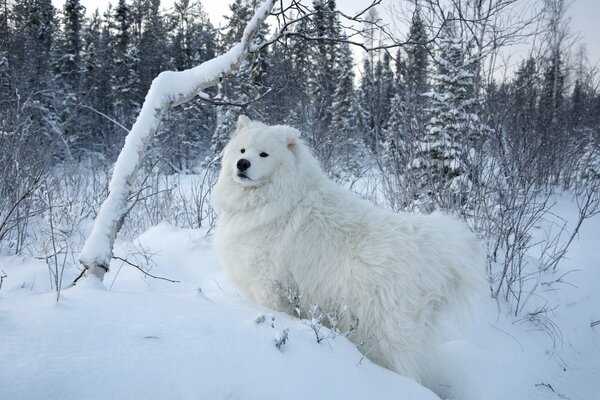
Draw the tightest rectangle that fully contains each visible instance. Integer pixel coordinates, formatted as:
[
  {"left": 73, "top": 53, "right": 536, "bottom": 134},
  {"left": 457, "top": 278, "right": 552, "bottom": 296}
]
[
  {"left": 1, "top": 192, "right": 598, "bottom": 400},
  {"left": 0, "top": 222, "right": 437, "bottom": 400}
]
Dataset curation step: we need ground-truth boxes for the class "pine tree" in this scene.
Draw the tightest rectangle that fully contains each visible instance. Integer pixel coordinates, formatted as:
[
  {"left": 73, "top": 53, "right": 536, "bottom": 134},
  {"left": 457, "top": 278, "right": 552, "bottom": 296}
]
[
  {"left": 382, "top": 49, "right": 408, "bottom": 173},
  {"left": 139, "top": 0, "right": 168, "bottom": 92},
  {"left": 170, "top": 0, "right": 216, "bottom": 71},
  {"left": 211, "top": 0, "right": 269, "bottom": 156},
  {"left": 372, "top": 51, "right": 395, "bottom": 150},
  {"left": 511, "top": 58, "right": 538, "bottom": 143},
  {"left": 285, "top": 15, "right": 312, "bottom": 129},
  {"left": 60, "top": 0, "right": 85, "bottom": 93},
  {"left": 0, "top": 0, "right": 11, "bottom": 116},
  {"left": 9, "top": 0, "right": 57, "bottom": 157},
  {"left": 357, "top": 57, "right": 375, "bottom": 152},
  {"left": 11, "top": 0, "right": 55, "bottom": 93},
  {"left": 539, "top": 48, "right": 565, "bottom": 127},
  {"left": 401, "top": 3, "right": 430, "bottom": 168},
  {"left": 409, "top": 23, "right": 481, "bottom": 211},
  {"left": 81, "top": 8, "right": 116, "bottom": 154},
  {"left": 156, "top": 0, "right": 217, "bottom": 170},
  {"left": 405, "top": 4, "right": 428, "bottom": 107},
  {"left": 111, "top": 0, "right": 141, "bottom": 128},
  {"left": 306, "top": 0, "right": 341, "bottom": 161},
  {"left": 53, "top": 0, "right": 87, "bottom": 155},
  {"left": 330, "top": 40, "right": 362, "bottom": 174}
]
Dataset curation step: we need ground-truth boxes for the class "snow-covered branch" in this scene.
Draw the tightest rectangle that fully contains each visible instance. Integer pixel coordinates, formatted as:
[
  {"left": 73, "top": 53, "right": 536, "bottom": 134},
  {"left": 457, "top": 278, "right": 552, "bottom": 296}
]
[{"left": 79, "top": 0, "right": 276, "bottom": 280}]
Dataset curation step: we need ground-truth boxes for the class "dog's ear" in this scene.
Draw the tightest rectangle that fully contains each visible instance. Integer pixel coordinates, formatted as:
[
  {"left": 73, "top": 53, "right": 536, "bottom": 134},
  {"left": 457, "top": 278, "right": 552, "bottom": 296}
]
[
  {"left": 236, "top": 115, "right": 252, "bottom": 133},
  {"left": 280, "top": 126, "right": 301, "bottom": 152},
  {"left": 281, "top": 126, "right": 300, "bottom": 145}
]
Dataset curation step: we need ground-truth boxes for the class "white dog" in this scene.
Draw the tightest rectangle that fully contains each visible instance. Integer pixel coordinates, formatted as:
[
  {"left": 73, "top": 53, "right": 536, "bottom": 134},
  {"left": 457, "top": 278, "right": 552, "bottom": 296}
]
[{"left": 213, "top": 116, "right": 484, "bottom": 383}]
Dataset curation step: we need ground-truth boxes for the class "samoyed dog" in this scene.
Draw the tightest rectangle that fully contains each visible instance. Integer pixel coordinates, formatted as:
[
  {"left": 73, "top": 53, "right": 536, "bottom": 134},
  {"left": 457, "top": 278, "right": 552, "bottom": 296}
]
[{"left": 213, "top": 115, "right": 484, "bottom": 383}]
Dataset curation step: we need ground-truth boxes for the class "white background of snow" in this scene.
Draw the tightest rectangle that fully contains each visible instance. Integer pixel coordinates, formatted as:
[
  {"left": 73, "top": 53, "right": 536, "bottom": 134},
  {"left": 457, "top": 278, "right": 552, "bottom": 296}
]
[{"left": 1, "top": 193, "right": 598, "bottom": 399}]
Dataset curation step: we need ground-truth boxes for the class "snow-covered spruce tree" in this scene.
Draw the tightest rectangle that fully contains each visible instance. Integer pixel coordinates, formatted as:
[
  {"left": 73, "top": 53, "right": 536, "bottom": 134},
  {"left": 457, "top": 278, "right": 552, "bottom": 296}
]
[
  {"left": 9, "top": 0, "right": 58, "bottom": 152},
  {"left": 80, "top": 9, "right": 117, "bottom": 155},
  {"left": 0, "top": 2, "right": 8, "bottom": 116},
  {"left": 259, "top": 37, "right": 294, "bottom": 124},
  {"left": 280, "top": 15, "right": 313, "bottom": 130},
  {"left": 111, "top": 0, "right": 142, "bottom": 128},
  {"left": 59, "top": 0, "right": 84, "bottom": 94},
  {"left": 357, "top": 56, "right": 375, "bottom": 153},
  {"left": 139, "top": 0, "right": 169, "bottom": 93},
  {"left": 375, "top": 52, "right": 395, "bottom": 133},
  {"left": 330, "top": 40, "right": 363, "bottom": 176},
  {"left": 11, "top": 0, "right": 55, "bottom": 94},
  {"left": 405, "top": 3, "right": 428, "bottom": 110},
  {"left": 381, "top": 49, "right": 408, "bottom": 175},
  {"left": 358, "top": 66, "right": 397, "bottom": 157},
  {"left": 409, "top": 23, "right": 482, "bottom": 212},
  {"left": 53, "top": 0, "right": 87, "bottom": 155},
  {"left": 211, "top": 0, "right": 270, "bottom": 157},
  {"left": 79, "top": 0, "right": 276, "bottom": 279},
  {"left": 364, "top": 51, "right": 395, "bottom": 156},
  {"left": 305, "top": 0, "right": 341, "bottom": 165},
  {"left": 399, "top": 2, "right": 429, "bottom": 175},
  {"left": 356, "top": 8, "right": 393, "bottom": 156},
  {"left": 155, "top": 0, "right": 217, "bottom": 171},
  {"left": 356, "top": 7, "right": 377, "bottom": 154}
]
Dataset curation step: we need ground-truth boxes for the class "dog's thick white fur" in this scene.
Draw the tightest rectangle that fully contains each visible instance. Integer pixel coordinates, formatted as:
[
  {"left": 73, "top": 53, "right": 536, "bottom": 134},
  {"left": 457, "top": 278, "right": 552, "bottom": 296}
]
[{"left": 213, "top": 116, "right": 484, "bottom": 383}]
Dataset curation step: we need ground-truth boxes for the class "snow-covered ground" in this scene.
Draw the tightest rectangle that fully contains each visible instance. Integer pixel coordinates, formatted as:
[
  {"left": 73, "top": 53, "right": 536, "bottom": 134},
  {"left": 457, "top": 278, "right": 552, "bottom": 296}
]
[{"left": 0, "top": 192, "right": 598, "bottom": 400}]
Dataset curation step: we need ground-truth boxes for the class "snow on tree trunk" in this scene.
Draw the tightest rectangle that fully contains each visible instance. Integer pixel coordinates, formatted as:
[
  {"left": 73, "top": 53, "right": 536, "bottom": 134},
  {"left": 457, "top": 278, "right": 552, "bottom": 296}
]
[{"left": 79, "top": 0, "right": 276, "bottom": 280}]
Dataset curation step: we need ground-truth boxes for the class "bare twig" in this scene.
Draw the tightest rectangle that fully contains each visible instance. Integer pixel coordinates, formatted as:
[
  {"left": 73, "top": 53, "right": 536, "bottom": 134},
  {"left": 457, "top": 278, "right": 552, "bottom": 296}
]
[
  {"left": 112, "top": 256, "right": 180, "bottom": 283},
  {"left": 0, "top": 270, "right": 7, "bottom": 292},
  {"left": 78, "top": 104, "right": 129, "bottom": 133},
  {"left": 356, "top": 334, "right": 387, "bottom": 366}
]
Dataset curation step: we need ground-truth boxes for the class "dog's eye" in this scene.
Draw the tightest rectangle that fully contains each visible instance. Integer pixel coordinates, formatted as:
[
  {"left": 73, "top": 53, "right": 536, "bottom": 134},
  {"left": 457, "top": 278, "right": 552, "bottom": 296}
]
[
  {"left": 260, "top": 152, "right": 269, "bottom": 158},
  {"left": 240, "top": 149, "right": 245, "bottom": 154}
]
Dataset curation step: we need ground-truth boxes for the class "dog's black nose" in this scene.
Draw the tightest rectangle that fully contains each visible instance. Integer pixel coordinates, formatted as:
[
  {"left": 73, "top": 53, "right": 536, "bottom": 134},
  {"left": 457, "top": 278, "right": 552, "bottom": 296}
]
[{"left": 237, "top": 158, "right": 251, "bottom": 171}]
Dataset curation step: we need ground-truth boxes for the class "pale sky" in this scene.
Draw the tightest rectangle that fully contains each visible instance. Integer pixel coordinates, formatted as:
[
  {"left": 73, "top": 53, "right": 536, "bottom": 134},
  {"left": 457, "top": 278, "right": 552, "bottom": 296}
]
[{"left": 52, "top": 0, "right": 600, "bottom": 72}]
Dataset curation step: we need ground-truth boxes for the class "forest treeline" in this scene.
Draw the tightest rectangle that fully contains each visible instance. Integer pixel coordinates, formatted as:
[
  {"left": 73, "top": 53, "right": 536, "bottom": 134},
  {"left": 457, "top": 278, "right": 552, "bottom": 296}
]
[{"left": 2, "top": 0, "right": 598, "bottom": 186}]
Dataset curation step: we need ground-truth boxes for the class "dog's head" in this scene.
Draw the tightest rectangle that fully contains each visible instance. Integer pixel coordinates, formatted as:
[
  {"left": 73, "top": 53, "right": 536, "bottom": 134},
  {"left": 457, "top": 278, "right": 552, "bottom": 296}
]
[{"left": 220, "top": 115, "right": 301, "bottom": 189}]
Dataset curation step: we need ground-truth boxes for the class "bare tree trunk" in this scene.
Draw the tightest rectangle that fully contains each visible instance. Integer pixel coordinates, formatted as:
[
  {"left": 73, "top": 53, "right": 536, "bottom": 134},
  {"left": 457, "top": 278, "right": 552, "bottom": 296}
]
[{"left": 79, "top": 0, "right": 276, "bottom": 280}]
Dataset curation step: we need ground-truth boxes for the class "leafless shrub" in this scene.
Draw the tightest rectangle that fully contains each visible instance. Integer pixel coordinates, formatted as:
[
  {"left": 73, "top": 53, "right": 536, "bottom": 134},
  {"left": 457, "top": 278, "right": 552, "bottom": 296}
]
[
  {"left": 117, "top": 159, "right": 219, "bottom": 240},
  {"left": 278, "top": 284, "right": 358, "bottom": 344},
  {"left": 0, "top": 114, "right": 49, "bottom": 254},
  {"left": 10, "top": 164, "right": 109, "bottom": 297},
  {"left": 42, "top": 183, "right": 67, "bottom": 301}
]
